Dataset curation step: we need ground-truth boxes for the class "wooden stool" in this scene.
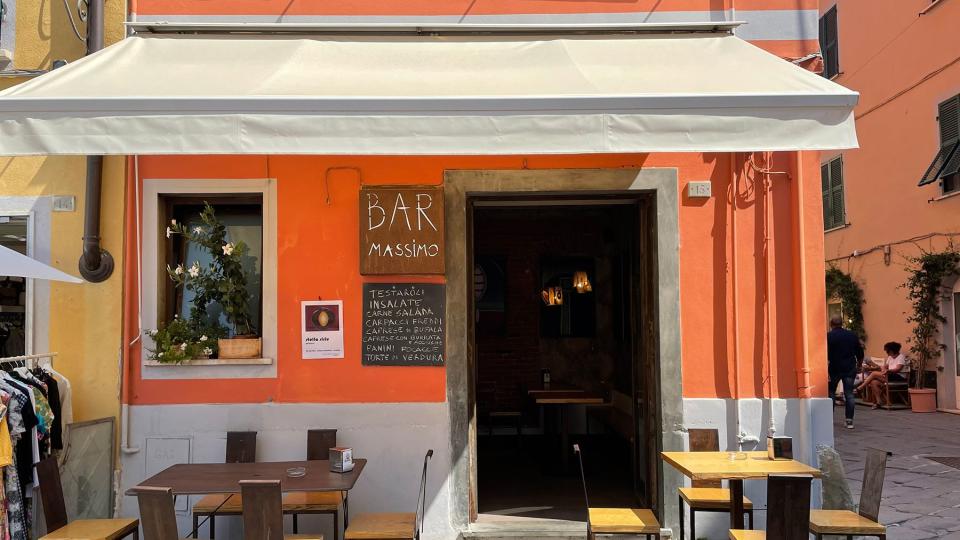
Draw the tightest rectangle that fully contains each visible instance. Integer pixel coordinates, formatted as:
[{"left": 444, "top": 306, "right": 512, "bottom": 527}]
[
  {"left": 809, "top": 448, "right": 888, "bottom": 539},
  {"left": 136, "top": 487, "right": 179, "bottom": 540},
  {"left": 344, "top": 450, "right": 432, "bottom": 540},
  {"left": 240, "top": 480, "right": 323, "bottom": 540},
  {"left": 192, "top": 431, "right": 257, "bottom": 538},
  {"left": 284, "top": 429, "right": 344, "bottom": 540},
  {"left": 574, "top": 445, "right": 661, "bottom": 540},
  {"left": 678, "top": 429, "right": 753, "bottom": 539},
  {"left": 729, "top": 474, "right": 811, "bottom": 540},
  {"left": 36, "top": 457, "right": 139, "bottom": 540}
]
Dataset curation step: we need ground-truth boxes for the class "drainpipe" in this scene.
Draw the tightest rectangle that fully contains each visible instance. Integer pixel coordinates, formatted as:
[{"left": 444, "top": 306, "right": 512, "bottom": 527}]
[{"left": 78, "top": 0, "right": 114, "bottom": 282}]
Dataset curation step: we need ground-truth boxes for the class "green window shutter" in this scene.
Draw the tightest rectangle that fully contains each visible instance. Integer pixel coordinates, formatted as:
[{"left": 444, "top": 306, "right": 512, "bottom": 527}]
[
  {"left": 830, "top": 158, "right": 845, "bottom": 228},
  {"left": 918, "top": 95, "right": 960, "bottom": 186},
  {"left": 939, "top": 95, "right": 959, "bottom": 145},
  {"left": 819, "top": 6, "right": 839, "bottom": 78},
  {"left": 821, "top": 163, "right": 831, "bottom": 228}
]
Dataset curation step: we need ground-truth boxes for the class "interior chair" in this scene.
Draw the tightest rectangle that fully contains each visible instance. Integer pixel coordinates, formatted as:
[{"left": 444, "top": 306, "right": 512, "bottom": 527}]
[
  {"left": 574, "top": 444, "right": 661, "bottom": 540},
  {"left": 729, "top": 474, "right": 812, "bottom": 540},
  {"left": 678, "top": 428, "right": 753, "bottom": 539},
  {"left": 478, "top": 381, "right": 522, "bottom": 446},
  {"left": 283, "top": 429, "right": 345, "bottom": 540},
  {"left": 191, "top": 431, "right": 257, "bottom": 538},
  {"left": 344, "top": 450, "right": 433, "bottom": 540},
  {"left": 240, "top": 480, "right": 323, "bottom": 540},
  {"left": 809, "top": 448, "right": 888, "bottom": 539},
  {"left": 36, "top": 456, "right": 140, "bottom": 540},
  {"left": 136, "top": 486, "right": 179, "bottom": 540}
]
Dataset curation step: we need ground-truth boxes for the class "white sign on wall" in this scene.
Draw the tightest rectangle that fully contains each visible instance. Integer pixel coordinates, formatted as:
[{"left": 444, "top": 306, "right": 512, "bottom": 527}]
[{"left": 301, "top": 300, "right": 344, "bottom": 359}]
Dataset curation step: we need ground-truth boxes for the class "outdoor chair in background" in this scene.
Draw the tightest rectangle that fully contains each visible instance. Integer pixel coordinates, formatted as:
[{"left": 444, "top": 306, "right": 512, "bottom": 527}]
[
  {"left": 240, "top": 480, "right": 323, "bottom": 540},
  {"left": 809, "top": 448, "right": 889, "bottom": 539},
  {"left": 344, "top": 449, "right": 433, "bottom": 540},
  {"left": 136, "top": 486, "right": 179, "bottom": 540},
  {"left": 678, "top": 428, "right": 753, "bottom": 539},
  {"left": 283, "top": 429, "right": 346, "bottom": 539},
  {"left": 477, "top": 380, "right": 522, "bottom": 446},
  {"left": 574, "top": 444, "right": 661, "bottom": 540},
  {"left": 192, "top": 431, "right": 257, "bottom": 538},
  {"left": 728, "top": 474, "right": 812, "bottom": 540},
  {"left": 35, "top": 456, "right": 140, "bottom": 540}
]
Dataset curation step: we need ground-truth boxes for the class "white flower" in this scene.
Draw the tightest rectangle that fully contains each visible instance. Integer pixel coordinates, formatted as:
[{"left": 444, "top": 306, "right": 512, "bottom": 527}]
[
  {"left": 158, "top": 352, "right": 164, "bottom": 358},
  {"left": 200, "top": 335, "right": 208, "bottom": 342},
  {"left": 222, "top": 243, "right": 235, "bottom": 256},
  {"left": 174, "top": 264, "right": 184, "bottom": 276},
  {"left": 180, "top": 343, "right": 188, "bottom": 351},
  {"left": 193, "top": 226, "right": 204, "bottom": 234},
  {"left": 165, "top": 227, "right": 172, "bottom": 239},
  {"left": 203, "top": 348, "right": 213, "bottom": 356},
  {"left": 170, "top": 219, "right": 177, "bottom": 226},
  {"left": 146, "top": 329, "right": 157, "bottom": 337},
  {"left": 188, "top": 262, "right": 200, "bottom": 278}
]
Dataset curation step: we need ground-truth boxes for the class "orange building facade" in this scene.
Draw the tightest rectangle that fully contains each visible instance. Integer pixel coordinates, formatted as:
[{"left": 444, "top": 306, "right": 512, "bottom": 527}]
[
  {"left": 820, "top": 0, "right": 960, "bottom": 412},
  {"left": 0, "top": 0, "right": 854, "bottom": 538}
]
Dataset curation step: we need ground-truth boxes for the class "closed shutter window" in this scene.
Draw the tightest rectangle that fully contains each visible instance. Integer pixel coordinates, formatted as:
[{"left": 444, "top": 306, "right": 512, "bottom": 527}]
[
  {"left": 918, "top": 95, "right": 960, "bottom": 190},
  {"left": 822, "top": 156, "right": 845, "bottom": 230},
  {"left": 819, "top": 6, "right": 840, "bottom": 79}
]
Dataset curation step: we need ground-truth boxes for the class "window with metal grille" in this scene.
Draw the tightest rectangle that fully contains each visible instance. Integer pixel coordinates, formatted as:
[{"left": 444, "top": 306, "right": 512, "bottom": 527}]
[
  {"left": 918, "top": 95, "right": 960, "bottom": 192},
  {"left": 822, "top": 156, "right": 845, "bottom": 230},
  {"left": 819, "top": 6, "right": 839, "bottom": 79}
]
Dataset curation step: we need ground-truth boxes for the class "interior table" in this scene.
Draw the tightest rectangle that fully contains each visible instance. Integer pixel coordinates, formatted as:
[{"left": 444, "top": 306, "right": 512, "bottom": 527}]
[
  {"left": 127, "top": 459, "right": 366, "bottom": 526},
  {"left": 532, "top": 391, "right": 605, "bottom": 473},
  {"left": 661, "top": 451, "right": 821, "bottom": 530}
]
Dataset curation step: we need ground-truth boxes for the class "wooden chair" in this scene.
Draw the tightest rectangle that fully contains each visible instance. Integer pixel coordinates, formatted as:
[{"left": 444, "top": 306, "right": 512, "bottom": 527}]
[
  {"left": 192, "top": 431, "right": 257, "bottom": 538},
  {"left": 678, "top": 428, "right": 753, "bottom": 539},
  {"left": 136, "top": 487, "right": 179, "bottom": 540},
  {"left": 283, "top": 429, "right": 345, "bottom": 540},
  {"left": 809, "top": 448, "right": 888, "bottom": 539},
  {"left": 729, "top": 474, "right": 812, "bottom": 540},
  {"left": 240, "top": 480, "right": 323, "bottom": 540},
  {"left": 344, "top": 450, "right": 433, "bottom": 540},
  {"left": 478, "top": 381, "right": 522, "bottom": 446},
  {"left": 36, "top": 456, "right": 140, "bottom": 540},
  {"left": 574, "top": 444, "right": 661, "bottom": 540}
]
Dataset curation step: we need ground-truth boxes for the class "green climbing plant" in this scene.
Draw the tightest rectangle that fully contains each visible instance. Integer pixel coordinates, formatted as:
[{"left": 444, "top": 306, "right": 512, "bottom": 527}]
[
  {"left": 825, "top": 266, "right": 866, "bottom": 342},
  {"left": 902, "top": 246, "right": 960, "bottom": 389}
]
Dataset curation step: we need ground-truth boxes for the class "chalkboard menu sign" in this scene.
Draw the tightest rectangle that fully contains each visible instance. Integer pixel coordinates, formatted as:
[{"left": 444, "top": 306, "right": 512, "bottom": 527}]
[{"left": 362, "top": 283, "right": 445, "bottom": 366}]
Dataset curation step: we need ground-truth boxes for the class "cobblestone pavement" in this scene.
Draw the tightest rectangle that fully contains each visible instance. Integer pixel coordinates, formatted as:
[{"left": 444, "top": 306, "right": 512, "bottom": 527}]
[{"left": 835, "top": 406, "right": 960, "bottom": 539}]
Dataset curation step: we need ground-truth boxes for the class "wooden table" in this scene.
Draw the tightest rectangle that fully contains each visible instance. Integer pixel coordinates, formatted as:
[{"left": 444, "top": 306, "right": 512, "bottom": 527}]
[
  {"left": 661, "top": 451, "right": 821, "bottom": 530},
  {"left": 127, "top": 459, "right": 366, "bottom": 525},
  {"left": 531, "top": 391, "right": 605, "bottom": 473}
]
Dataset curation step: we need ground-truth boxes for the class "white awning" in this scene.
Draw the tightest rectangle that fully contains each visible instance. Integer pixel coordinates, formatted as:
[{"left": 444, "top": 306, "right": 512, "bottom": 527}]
[
  {"left": 0, "top": 245, "right": 83, "bottom": 283},
  {"left": 0, "top": 26, "right": 858, "bottom": 155}
]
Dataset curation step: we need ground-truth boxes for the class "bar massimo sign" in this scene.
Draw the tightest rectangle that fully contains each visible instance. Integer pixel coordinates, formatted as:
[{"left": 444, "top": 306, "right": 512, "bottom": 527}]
[{"left": 360, "top": 185, "right": 444, "bottom": 275}]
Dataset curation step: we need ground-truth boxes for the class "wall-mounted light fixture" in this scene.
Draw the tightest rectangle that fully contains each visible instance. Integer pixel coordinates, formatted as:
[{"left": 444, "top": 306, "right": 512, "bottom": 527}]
[
  {"left": 572, "top": 271, "right": 592, "bottom": 293},
  {"left": 541, "top": 286, "right": 563, "bottom": 306}
]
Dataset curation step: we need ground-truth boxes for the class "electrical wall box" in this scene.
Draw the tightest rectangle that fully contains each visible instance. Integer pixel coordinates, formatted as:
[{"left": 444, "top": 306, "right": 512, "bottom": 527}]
[
  {"left": 687, "top": 181, "right": 712, "bottom": 198},
  {"left": 53, "top": 196, "right": 76, "bottom": 212}
]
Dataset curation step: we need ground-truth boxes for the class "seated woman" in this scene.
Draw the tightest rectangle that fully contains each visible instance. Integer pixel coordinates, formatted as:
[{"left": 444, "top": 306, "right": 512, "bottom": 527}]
[{"left": 856, "top": 341, "right": 908, "bottom": 409}]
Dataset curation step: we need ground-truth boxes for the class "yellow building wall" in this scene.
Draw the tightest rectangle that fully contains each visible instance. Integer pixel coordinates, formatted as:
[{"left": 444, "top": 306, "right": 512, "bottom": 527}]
[{"left": 0, "top": 0, "right": 126, "bottom": 424}]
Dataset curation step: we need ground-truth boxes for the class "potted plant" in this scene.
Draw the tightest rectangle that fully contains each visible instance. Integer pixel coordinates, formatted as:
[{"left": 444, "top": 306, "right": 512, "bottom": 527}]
[
  {"left": 167, "top": 203, "right": 261, "bottom": 359},
  {"left": 145, "top": 316, "right": 217, "bottom": 364},
  {"left": 902, "top": 247, "right": 960, "bottom": 412}
]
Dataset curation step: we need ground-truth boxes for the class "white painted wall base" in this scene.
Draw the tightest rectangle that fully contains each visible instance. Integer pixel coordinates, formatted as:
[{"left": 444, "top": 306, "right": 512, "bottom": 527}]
[
  {"left": 118, "top": 403, "right": 457, "bottom": 540},
  {"left": 678, "top": 397, "right": 833, "bottom": 539}
]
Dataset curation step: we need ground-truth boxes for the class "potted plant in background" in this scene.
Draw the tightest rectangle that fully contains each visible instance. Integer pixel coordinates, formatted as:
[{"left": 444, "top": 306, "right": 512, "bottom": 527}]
[
  {"left": 166, "top": 203, "right": 261, "bottom": 359},
  {"left": 902, "top": 246, "right": 960, "bottom": 412},
  {"left": 145, "top": 316, "right": 219, "bottom": 364}
]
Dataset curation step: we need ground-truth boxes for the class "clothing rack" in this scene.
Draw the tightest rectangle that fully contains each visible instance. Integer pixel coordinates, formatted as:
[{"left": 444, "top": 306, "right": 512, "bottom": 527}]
[{"left": 0, "top": 352, "right": 58, "bottom": 368}]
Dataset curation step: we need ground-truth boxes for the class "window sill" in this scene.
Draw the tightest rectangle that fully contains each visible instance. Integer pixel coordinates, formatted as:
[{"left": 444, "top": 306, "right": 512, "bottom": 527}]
[
  {"left": 930, "top": 190, "right": 960, "bottom": 202},
  {"left": 825, "top": 222, "right": 851, "bottom": 234},
  {"left": 144, "top": 357, "right": 274, "bottom": 367}
]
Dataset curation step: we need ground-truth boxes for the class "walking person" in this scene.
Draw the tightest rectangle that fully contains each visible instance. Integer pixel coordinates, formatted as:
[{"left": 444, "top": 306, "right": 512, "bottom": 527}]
[{"left": 827, "top": 316, "right": 863, "bottom": 429}]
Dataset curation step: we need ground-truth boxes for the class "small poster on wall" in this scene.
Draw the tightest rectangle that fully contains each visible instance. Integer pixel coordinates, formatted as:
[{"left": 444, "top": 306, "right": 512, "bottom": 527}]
[{"left": 301, "top": 300, "right": 344, "bottom": 359}]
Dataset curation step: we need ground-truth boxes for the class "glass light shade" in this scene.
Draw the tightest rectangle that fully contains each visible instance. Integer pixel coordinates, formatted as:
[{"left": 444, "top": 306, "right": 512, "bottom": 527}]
[
  {"left": 541, "top": 286, "right": 563, "bottom": 306},
  {"left": 573, "top": 271, "right": 592, "bottom": 293}
]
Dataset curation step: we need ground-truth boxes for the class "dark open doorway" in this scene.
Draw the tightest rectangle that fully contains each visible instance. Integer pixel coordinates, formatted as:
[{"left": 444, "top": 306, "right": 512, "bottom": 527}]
[{"left": 469, "top": 194, "right": 659, "bottom": 525}]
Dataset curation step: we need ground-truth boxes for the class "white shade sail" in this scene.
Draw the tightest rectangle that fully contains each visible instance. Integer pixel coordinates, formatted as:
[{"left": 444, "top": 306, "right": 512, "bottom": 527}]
[
  {"left": 0, "top": 27, "right": 859, "bottom": 155},
  {"left": 0, "top": 245, "right": 83, "bottom": 283}
]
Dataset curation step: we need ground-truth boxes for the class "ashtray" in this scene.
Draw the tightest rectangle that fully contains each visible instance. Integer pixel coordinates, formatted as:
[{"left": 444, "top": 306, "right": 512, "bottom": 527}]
[{"left": 286, "top": 467, "right": 307, "bottom": 478}]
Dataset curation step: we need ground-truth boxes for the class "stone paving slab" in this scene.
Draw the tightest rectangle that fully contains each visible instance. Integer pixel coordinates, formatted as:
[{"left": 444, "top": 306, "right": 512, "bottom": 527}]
[{"left": 835, "top": 407, "right": 960, "bottom": 540}]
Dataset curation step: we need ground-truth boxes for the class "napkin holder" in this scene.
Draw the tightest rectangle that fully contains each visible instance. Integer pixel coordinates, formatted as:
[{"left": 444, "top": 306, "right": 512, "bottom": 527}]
[
  {"left": 766, "top": 436, "right": 793, "bottom": 460},
  {"left": 330, "top": 447, "right": 354, "bottom": 473}
]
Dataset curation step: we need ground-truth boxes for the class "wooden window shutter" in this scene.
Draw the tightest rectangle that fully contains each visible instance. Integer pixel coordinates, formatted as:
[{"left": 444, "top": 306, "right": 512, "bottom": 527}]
[
  {"left": 830, "top": 158, "right": 845, "bottom": 228},
  {"left": 919, "top": 95, "right": 960, "bottom": 186},
  {"left": 819, "top": 6, "right": 839, "bottom": 78},
  {"left": 821, "top": 163, "right": 831, "bottom": 228}
]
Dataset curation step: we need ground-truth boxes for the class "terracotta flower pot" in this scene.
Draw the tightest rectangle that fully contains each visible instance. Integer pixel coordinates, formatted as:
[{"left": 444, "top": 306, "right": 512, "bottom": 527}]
[
  {"left": 908, "top": 388, "right": 937, "bottom": 413},
  {"left": 218, "top": 337, "right": 262, "bottom": 359}
]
